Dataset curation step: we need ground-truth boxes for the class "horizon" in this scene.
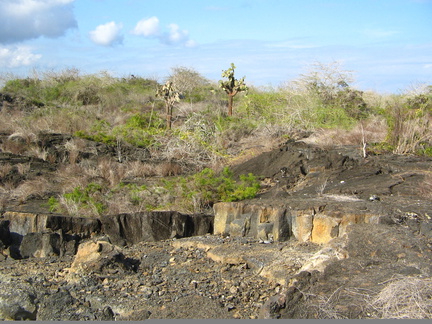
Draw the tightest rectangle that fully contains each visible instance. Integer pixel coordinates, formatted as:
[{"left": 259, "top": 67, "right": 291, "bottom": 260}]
[{"left": 0, "top": 0, "right": 431, "bottom": 94}]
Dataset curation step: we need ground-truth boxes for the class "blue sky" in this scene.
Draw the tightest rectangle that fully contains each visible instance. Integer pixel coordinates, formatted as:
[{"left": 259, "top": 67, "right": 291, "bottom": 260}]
[{"left": 0, "top": 0, "right": 431, "bottom": 93}]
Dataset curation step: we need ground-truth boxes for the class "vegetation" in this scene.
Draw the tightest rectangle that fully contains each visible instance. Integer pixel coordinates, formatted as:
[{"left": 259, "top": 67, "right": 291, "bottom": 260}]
[
  {"left": 1, "top": 62, "right": 432, "bottom": 217},
  {"left": 156, "top": 81, "right": 180, "bottom": 130},
  {"left": 219, "top": 63, "right": 248, "bottom": 116}
]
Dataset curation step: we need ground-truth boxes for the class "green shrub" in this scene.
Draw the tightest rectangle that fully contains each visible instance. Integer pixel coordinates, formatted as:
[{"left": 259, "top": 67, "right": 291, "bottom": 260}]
[
  {"left": 62, "top": 183, "right": 107, "bottom": 216},
  {"left": 112, "top": 112, "right": 166, "bottom": 148},
  {"left": 163, "top": 167, "right": 261, "bottom": 212}
]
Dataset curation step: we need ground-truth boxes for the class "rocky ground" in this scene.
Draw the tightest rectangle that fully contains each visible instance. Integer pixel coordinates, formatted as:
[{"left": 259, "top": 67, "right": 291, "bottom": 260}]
[{"left": 1, "top": 133, "right": 432, "bottom": 320}]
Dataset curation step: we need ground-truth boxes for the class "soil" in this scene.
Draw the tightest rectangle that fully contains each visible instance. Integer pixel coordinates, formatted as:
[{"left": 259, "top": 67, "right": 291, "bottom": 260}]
[{"left": 1, "top": 133, "right": 432, "bottom": 320}]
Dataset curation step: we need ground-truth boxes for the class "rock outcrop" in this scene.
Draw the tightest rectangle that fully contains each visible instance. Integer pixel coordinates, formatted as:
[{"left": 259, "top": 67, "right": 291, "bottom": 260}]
[
  {"left": 213, "top": 200, "right": 383, "bottom": 244},
  {"left": 1, "top": 210, "right": 213, "bottom": 259}
]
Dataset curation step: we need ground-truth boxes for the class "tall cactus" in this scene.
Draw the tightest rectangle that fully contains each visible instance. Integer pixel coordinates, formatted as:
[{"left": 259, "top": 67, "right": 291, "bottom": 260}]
[
  {"left": 219, "top": 63, "right": 248, "bottom": 116},
  {"left": 156, "top": 81, "right": 180, "bottom": 130}
]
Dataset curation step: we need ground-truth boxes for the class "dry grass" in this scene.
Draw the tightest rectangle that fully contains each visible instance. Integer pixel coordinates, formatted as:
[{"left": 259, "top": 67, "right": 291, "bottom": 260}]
[
  {"left": 1, "top": 138, "right": 28, "bottom": 155},
  {"left": 124, "top": 161, "right": 157, "bottom": 178},
  {"left": 95, "top": 157, "right": 127, "bottom": 187},
  {"left": 12, "top": 177, "right": 52, "bottom": 203},
  {"left": 302, "top": 117, "right": 387, "bottom": 149},
  {"left": 0, "top": 163, "right": 13, "bottom": 178},
  {"left": 393, "top": 116, "right": 432, "bottom": 155},
  {"left": 367, "top": 276, "right": 432, "bottom": 319},
  {"left": 55, "top": 163, "right": 90, "bottom": 192},
  {"left": 16, "top": 163, "right": 31, "bottom": 175},
  {"left": 157, "top": 161, "right": 183, "bottom": 177},
  {"left": 63, "top": 138, "right": 87, "bottom": 164}
]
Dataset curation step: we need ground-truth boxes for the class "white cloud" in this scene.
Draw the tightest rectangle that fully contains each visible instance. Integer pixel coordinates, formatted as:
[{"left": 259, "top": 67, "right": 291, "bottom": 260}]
[
  {"left": 0, "top": 46, "right": 42, "bottom": 67},
  {"left": 132, "top": 16, "right": 160, "bottom": 37},
  {"left": 132, "top": 17, "right": 196, "bottom": 47},
  {"left": 89, "top": 21, "right": 124, "bottom": 47},
  {"left": 162, "top": 24, "right": 189, "bottom": 45},
  {"left": 0, "top": 0, "right": 77, "bottom": 44}
]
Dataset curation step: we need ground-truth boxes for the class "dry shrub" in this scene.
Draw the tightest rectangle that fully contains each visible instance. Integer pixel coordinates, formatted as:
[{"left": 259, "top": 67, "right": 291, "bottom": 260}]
[
  {"left": 392, "top": 115, "right": 432, "bottom": 155},
  {"left": 26, "top": 146, "right": 49, "bottom": 161},
  {"left": 157, "top": 161, "right": 183, "bottom": 177},
  {"left": 368, "top": 276, "right": 432, "bottom": 319},
  {"left": 302, "top": 117, "right": 387, "bottom": 149},
  {"left": 125, "top": 161, "right": 157, "bottom": 178},
  {"left": 64, "top": 138, "right": 87, "bottom": 164},
  {"left": 0, "top": 109, "right": 24, "bottom": 133},
  {"left": 96, "top": 157, "right": 127, "bottom": 187},
  {"left": 12, "top": 177, "right": 52, "bottom": 202},
  {"left": 55, "top": 163, "right": 90, "bottom": 192}
]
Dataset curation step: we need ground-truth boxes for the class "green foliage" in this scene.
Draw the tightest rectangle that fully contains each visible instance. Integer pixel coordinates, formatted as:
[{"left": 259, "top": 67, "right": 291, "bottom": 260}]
[
  {"left": 238, "top": 89, "right": 288, "bottom": 122},
  {"left": 112, "top": 112, "right": 166, "bottom": 147},
  {"left": 163, "top": 167, "right": 260, "bottom": 211},
  {"left": 47, "top": 196, "right": 60, "bottom": 213},
  {"left": 312, "top": 105, "right": 356, "bottom": 129},
  {"left": 64, "top": 183, "right": 107, "bottom": 215}
]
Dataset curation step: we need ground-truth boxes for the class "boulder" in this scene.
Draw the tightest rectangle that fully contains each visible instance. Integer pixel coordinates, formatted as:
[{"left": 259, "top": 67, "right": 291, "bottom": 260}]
[
  {"left": 19, "top": 232, "right": 61, "bottom": 258},
  {"left": 68, "top": 240, "right": 139, "bottom": 277}
]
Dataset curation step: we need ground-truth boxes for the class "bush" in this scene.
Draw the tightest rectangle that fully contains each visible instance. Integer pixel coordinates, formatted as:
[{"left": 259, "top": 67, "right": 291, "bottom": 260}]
[{"left": 163, "top": 167, "right": 261, "bottom": 212}]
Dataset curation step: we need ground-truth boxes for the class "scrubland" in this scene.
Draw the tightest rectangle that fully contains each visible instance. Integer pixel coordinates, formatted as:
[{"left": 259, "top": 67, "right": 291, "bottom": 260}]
[{"left": 0, "top": 64, "right": 431, "bottom": 216}]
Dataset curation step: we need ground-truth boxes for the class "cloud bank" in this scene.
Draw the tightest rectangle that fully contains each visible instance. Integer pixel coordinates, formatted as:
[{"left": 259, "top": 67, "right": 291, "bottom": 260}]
[
  {"left": 89, "top": 21, "right": 124, "bottom": 47},
  {"left": 0, "top": 46, "right": 42, "bottom": 67},
  {"left": 0, "top": 0, "right": 77, "bottom": 44},
  {"left": 132, "top": 16, "right": 196, "bottom": 47}
]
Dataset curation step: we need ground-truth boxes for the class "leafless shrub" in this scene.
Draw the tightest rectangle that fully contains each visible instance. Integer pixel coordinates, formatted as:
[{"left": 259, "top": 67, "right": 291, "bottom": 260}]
[
  {"left": 300, "top": 287, "right": 348, "bottom": 319},
  {"left": 367, "top": 276, "right": 432, "bottom": 319},
  {"left": 392, "top": 116, "right": 432, "bottom": 155}
]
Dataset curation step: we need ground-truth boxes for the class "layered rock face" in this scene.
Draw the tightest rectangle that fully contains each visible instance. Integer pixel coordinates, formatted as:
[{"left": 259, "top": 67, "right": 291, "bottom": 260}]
[
  {"left": 1, "top": 211, "right": 213, "bottom": 260},
  {"left": 213, "top": 200, "right": 383, "bottom": 244}
]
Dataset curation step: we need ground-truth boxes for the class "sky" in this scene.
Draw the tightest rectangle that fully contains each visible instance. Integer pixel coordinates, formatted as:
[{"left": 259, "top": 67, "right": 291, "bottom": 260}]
[{"left": 0, "top": 0, "right": 431, "bottom": 93}]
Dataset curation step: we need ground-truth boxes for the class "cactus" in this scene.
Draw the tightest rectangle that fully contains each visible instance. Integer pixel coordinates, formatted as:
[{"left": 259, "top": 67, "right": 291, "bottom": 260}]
[
  {"left": 156, "top": 81, "right": 180, "bottom": 129},
  {"left": 219, "top": 63, "right": 248, "bottom": 116}
]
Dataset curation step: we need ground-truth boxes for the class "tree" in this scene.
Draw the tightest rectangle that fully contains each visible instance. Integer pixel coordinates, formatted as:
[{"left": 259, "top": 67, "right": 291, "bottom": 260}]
[
  {"left": 167, "top": 66, "right": 210, "bottom": 103},
  {"left": 219, "top": 63, "right": 248, "bottom": 116},
  {"left": 156, "top": 81, "right": 180, "bottom": 130}
]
